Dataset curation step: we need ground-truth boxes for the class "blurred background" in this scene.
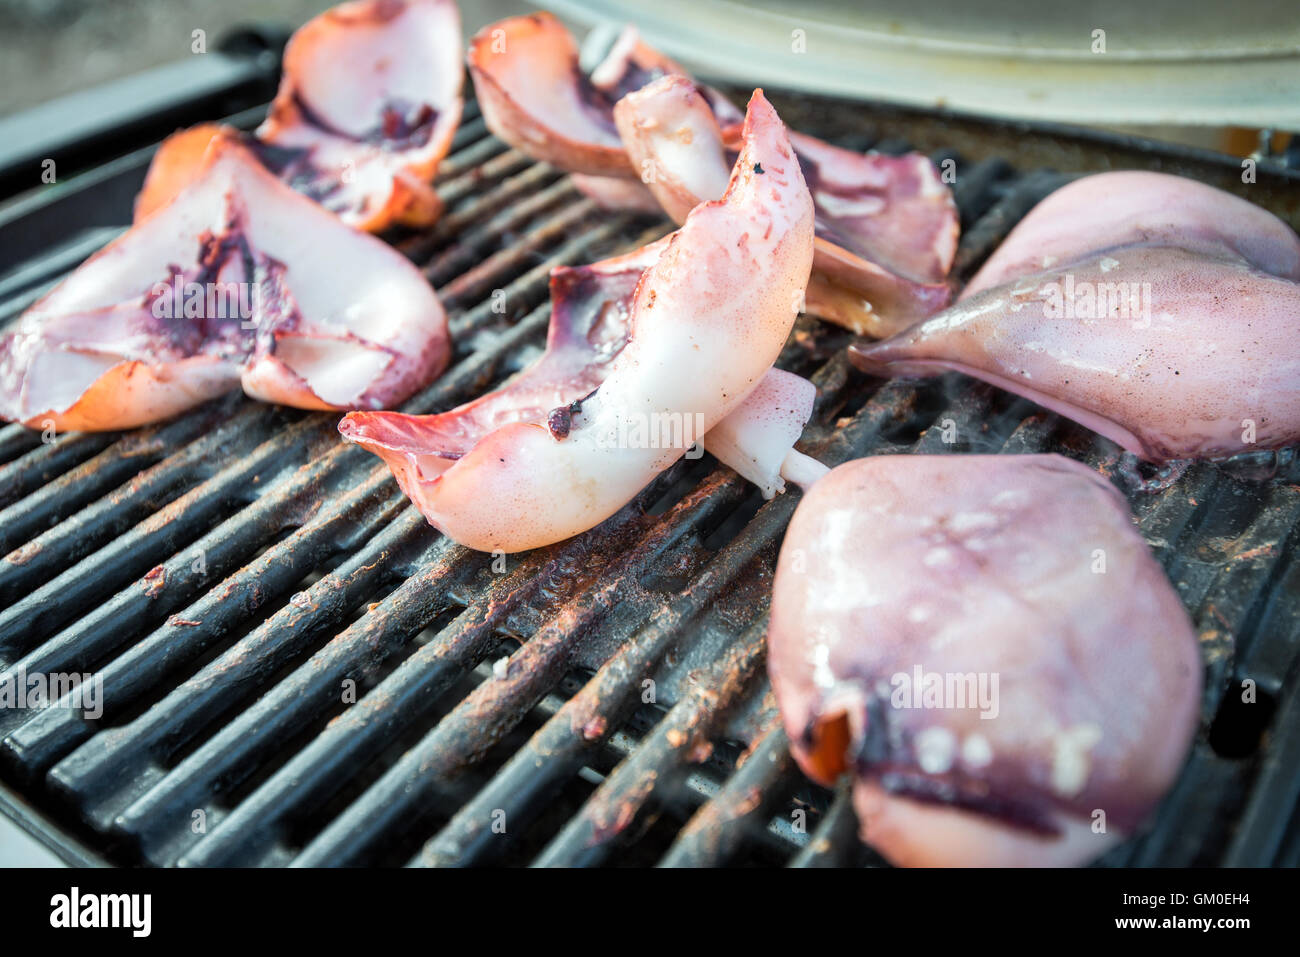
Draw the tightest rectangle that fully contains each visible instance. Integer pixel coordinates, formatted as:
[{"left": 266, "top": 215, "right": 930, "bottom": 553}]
[
  {"left": 0, "top": 0, "right": 524, "bottom": 114},
  {"left": 1, "top": 0, "right": 1296, "bottom": 159}
]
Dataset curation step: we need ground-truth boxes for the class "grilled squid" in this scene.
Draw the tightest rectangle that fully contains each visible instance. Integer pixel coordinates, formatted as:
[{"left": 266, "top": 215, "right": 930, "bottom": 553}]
[
  {"left": 851, "top": 171, "right": 1300, "bottom": 462},
  {"left": 614, "top": 76, "right": 957, "bottom": 337},
  {"left": 467, "top": 12, "right": 739, "bottom": 179},
  {"left": 135, "top": 0, "right": 463, "bottom": 232},
  {"left": 769, "top": 454, "right": 1202, "bottom": 867},
  {"left": 469, "top": 19, "right": 957, "bottom": 339},
  {"left": 342, "top": 238, "right": 819, "bottom": 515},
  {"left": 0, "top": 137, "right": 449, "bottom": 431},
  {"left": 341, "top": 90, "right": 817, "bottom": 552}
]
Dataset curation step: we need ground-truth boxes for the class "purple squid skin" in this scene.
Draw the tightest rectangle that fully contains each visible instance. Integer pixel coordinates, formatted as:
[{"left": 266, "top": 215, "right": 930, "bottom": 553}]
[
  {"left": 962, "top": 171, "right": 1300, "bottom": 298},
  {"left": 851, "top": 171, "right": 1300, "bottom": 463},
  {"left": 768, "top": 455, "right": 1202, "bottom": 866}
]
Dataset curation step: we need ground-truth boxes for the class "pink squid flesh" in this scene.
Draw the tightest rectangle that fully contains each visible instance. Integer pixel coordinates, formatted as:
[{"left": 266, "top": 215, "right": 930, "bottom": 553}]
[
  {"left": 852, "top": 171, "right": 1300, "bottom": 462},
  {"left": 341, "top": 90, "right": 819, "bottom": 552},
  {"left": 467, "top": 13, "right": 738, "bottom": 179},
  {"left": 768, "top": 453, "right": 1202, "bottom": 866},
  {"left": 136, "top": 0, "right": 464, "bottom": 233},
  {"left": 1, "top": 137, "right": 449, "bottom": 431},
  {"left": 614, "top": 76, "right": 957, "bottom": 337},
  {"left": 341, "top": 234, "right": 822, "bottom": 535}
]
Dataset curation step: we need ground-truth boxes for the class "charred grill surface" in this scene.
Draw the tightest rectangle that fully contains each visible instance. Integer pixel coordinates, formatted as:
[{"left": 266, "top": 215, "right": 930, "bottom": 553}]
[{"left": 1, "top": 82, "right": 1299, "bottom": 868}]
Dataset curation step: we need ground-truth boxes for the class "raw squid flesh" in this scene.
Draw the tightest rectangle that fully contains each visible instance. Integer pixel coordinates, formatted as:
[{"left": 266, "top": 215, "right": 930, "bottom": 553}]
[
  {"left": 768, "top": 454, "right": 1202, "bottom": 866},
  {"left": 852, "top": 171, "right": 1300, "bottom": 462},
  {"left": 467, "top": 12, "right": 739, "bottom": 178},
  {"left": 342, "top": 240, "right": 820, "bottom": 517},
  {"left": 341, "top": 90, "right": 817, "bottom": 552},
  {"left": 135, "top": 0, "right": 463, "bottom": 232},
  {"left": 0, "top": 137, "right": 449, "bottom": 431},
  {"left": 614, "top": 76, "right": 957, "bottom": 336}
]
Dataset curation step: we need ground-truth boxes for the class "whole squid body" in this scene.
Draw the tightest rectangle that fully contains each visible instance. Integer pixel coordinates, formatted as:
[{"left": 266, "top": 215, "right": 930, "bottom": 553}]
[
  {"left": 614, "top": 75, "right": 958, "bottom": 337},
  {"left": 0, "top": 137, "right": 450, "bottom": 431},
  {"left": 135, "top": 0, "right": 464, "bottom": 233},
  {"left": 341, "top": 91, "right": 818, "bottom": 552},
  {"left": 851, "top": 171, "right": 1300, "bottom": 462},
  {"left": 768, "top": 454, "right": 1202, "bottom": 867}
]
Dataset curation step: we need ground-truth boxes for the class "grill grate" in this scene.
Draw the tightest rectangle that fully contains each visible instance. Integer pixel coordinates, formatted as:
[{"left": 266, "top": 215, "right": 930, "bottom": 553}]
[{"left": 1, "top": 80, "right": 1299, "bottom": 868}]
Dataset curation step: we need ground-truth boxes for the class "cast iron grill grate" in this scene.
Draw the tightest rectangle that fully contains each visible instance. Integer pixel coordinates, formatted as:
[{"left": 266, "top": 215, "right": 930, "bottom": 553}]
[{"left": 1, "top": 64, "right": 1298, "bottom": 868}]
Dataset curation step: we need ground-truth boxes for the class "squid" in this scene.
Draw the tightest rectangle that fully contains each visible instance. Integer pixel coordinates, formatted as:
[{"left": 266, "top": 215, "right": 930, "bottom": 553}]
[
  {"left": 341, "top": 90, "right": 818, "bottom": 552},
  {"left": 469, "top": 19, "right": 957, "bottom": 338},
  {"left": 467, "top": 12, "right": 739, "bottom": 179},
  {"left": 0, "top": 137, "right": 449, "bottom": 431},
  {"left": 614, "top": 76, "right": 958, "bottom": 338},
  {"left": 768, "top": 454, "right": 1202, "bottom": 867},
  {"left": 135, "top": 0, "right": 463, "bottom": 233},
  {"left": 851, "top": 171, "right": 1300, "bottom": 462}
]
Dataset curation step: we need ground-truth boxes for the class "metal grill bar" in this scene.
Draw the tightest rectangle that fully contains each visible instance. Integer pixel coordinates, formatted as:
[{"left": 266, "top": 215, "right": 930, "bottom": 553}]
[
  {"left": 11, "top": 471, "right": 412, "bottom": 782},
  {"left": 657, "top": 722, "right": 797, "bottom": 868},
  {"left": 287, "top": 471, "right": 761, "bottom": 867},
  {"left": 0, "top": 394, "right": 252, "bottom": 559},
  {"left": 788, "top": 786, "right": 870, "bottom": 867},
  {"left": 533, "top": 619, "right": 771, "bottom": 867},
  {"left": 167, "top": 473, "right": 719, "bottom": 866}
]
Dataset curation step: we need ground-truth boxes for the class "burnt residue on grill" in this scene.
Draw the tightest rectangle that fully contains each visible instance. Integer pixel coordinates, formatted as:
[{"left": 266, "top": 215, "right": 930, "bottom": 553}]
[{"left": 0, "top": 86, "right": 1299, "bottom": 869}]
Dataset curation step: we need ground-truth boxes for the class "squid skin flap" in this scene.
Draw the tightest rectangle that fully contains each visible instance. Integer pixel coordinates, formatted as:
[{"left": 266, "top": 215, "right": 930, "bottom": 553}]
[
  {"left": 0, "top": 137, "right": 450, "bottom": 432},
  {"left": 136, "top": 0, "right": 464, "bottom": 233}
]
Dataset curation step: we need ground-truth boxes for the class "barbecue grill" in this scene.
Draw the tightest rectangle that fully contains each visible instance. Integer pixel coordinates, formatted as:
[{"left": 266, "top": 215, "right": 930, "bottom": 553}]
[{"left": 1, "top": 25, "right": 1298, "bottom": 869}]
